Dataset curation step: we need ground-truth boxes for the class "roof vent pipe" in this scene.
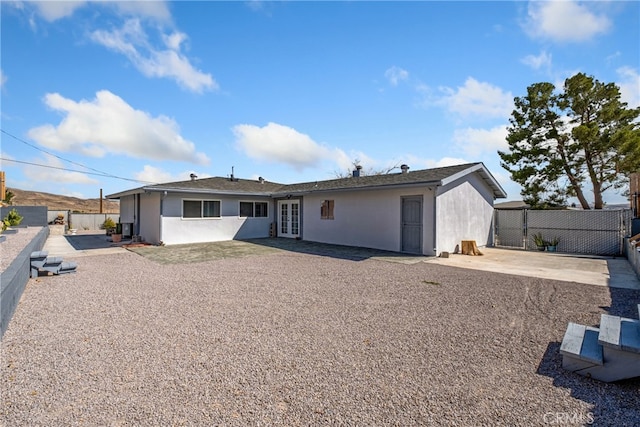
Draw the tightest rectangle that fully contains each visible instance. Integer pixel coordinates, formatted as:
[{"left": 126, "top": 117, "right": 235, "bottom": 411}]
[
  {"left": 190, "top": 173, "right": 197, "bottom": 181},
  {"left": 400, "top": 164, "right": 410, "bottom": 174},
  {"left": 258, "top": 176, "right": 265, "bottom": 184},
  {"left": 352, "top": 165, "right": 363, "bottom": 178}
]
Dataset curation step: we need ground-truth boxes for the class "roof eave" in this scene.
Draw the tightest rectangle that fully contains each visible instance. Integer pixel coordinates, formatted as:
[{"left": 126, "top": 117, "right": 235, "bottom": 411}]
[
  {"left": 144, "top": 186, "right": 277, "bottom": 197},
  {"left": 440, "top": 163, "right": 507, "bottom": 199},
  {"left": 273, "top": 179, "right": 442, "bottom": 196}
]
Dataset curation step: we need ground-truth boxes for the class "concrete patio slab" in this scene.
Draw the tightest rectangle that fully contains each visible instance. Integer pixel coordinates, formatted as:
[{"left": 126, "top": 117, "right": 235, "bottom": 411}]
[{"left": 426, "top": 247, "right": 640, "bottom": 290}]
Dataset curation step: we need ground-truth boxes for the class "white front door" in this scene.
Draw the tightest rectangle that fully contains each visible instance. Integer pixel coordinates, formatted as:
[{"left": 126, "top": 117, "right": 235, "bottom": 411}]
[{"left": 278, "top": 200, "right": 300, "bottom": 238}]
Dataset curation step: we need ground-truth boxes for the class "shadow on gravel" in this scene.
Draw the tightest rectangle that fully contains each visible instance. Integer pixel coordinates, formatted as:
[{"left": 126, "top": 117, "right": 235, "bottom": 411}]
[
  {"left": 600, "top": 287, "right": 640, "bottom": 318},
  {"left": 244, "top": 238, "right": 427, "bottom": 263},
  {"left": 537, "top": 342, "right": 640, "bottom": 426},
  {"left": 127, "top": 238, "right": 428, "bottom": 265}
]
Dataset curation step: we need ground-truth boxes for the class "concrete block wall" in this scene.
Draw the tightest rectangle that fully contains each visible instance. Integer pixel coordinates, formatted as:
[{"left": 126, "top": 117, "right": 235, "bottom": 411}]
[
  {"left": 0, "top": 226, "right": 49, "bottom": 338},
  {"left": 1, "top": 206, "right": 48, "bottom": 227}
]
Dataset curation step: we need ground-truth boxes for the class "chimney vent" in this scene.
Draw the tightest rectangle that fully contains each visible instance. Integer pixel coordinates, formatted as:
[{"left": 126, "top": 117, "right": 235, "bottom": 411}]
[
  {"left": 258, "top": 176, "right": 265, "bottom": 184},
  {"left": 190, "top": 173, "right": 197, "bottom": 181},
  {"left": 352, "top": 165, "right": 363, "bottom": 178},
  {"left": 400, "top": 164, "right": 410, "bottom": 174}
]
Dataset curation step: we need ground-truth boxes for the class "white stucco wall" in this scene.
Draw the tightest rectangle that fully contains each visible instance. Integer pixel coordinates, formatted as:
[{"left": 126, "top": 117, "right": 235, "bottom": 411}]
[
  {"left": 302, "top": 186, "right": 436, "bottom": 254},
  {"left": 139, "top": 192, "right": 161, "bottom": 245},
  {"left": 435, "top": 173, "right": 495, "bottom": 254},
  {"left": 159, "top": 192, "right": 273, "bottom": 245},
  {"left": 119, "top": 195, "right": 135, "bottom": 224}
]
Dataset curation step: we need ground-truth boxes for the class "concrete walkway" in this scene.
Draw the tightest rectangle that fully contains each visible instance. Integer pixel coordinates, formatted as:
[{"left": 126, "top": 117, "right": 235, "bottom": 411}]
[
  {"left": 425, "top": 247, "right": 640, "bottom": 290},
  {"left": 43, "top": 231, "right": 128, "bottom": 258}
]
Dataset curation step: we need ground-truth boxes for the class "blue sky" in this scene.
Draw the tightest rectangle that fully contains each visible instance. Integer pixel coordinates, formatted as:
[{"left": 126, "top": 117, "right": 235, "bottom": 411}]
[{"left": 1, "top": 1, "right": 638, "bottom": 204}]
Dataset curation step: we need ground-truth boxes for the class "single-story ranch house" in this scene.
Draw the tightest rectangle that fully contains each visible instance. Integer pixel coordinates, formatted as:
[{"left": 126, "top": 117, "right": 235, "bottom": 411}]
[{"left": 106, "top": 162, "right": 506, "bottom": 256}]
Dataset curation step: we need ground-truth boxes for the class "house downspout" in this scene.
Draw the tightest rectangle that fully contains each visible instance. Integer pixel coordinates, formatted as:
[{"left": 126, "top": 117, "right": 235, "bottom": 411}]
[{"left": 432, "top": 184, "right": 440, "bottom": 256}]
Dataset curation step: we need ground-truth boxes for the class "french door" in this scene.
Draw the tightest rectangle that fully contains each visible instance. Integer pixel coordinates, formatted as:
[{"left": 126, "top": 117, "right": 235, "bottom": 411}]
[{"left": 277, "top": 200, "right": 300, "bottom": 238}]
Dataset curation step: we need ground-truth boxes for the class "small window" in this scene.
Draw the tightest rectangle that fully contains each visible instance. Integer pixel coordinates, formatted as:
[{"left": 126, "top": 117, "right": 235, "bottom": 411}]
[
  {"left": 321, "top": 200, "right": 334, "bottom": 220},
  {"left": 255, "top": 202, "right": 268, "bottom": 217},
  {"left": 183, "top": 200, "right": 220, "bottom": 218},
  {"left": 203, "top": 201, "right": 221, "bottom": 218},
  {"left": 183, "top": 200, "right": 202, "bottom": 218},
  {"left": 239, "top": 201, "right": 269, "bottom": 218},
  {"left": 240, "top": 202, "right": 254, "bottom": 217}
]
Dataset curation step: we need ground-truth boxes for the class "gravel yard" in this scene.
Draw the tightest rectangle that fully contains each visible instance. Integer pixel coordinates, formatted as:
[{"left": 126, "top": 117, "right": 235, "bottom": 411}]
[{"left": 2, "top": 240, "right": 640, "bottom": 426}]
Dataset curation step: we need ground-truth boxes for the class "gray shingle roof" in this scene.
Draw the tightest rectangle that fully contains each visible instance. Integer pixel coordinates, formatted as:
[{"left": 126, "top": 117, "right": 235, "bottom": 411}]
[
  {"left": 106, "top": 162, "right": 506, "bottom": 199},
  {"left": 276, "top": 163, "right": 480, "bottom": 195}
]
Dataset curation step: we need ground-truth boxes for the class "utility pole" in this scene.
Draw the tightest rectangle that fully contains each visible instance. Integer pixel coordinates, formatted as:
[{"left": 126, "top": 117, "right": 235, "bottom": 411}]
[
  {"left": 0, "top": 171, "right": 5, "bottom": 201},
  {"left": 100, "top": 188, "right": 103, "bottom": 214}
]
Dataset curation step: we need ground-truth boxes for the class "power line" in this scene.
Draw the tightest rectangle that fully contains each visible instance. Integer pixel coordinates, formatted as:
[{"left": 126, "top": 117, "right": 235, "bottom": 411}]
[
  {"left": 1, "top": 128, "right": 128, "bottom": 180},
  {"left": 0, "top": 128, "right": 157, "bottom": 185},
  {"left": 0, "top": 158, "right": 156, "bottom": 184}
]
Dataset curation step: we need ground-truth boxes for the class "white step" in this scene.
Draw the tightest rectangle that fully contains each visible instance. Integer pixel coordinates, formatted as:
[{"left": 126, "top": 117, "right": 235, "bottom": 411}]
[
  {"left": 560, "top": 322, "right": 603, "bottom": 365},
  {"left": 598, "top": 314, "right": 640, "bottom": 354}
]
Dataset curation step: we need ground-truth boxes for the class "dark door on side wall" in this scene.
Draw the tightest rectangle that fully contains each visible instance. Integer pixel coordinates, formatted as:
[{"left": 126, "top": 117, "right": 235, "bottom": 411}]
[{"left": 401, "top": 196, "right": 423, "bottom": 253}]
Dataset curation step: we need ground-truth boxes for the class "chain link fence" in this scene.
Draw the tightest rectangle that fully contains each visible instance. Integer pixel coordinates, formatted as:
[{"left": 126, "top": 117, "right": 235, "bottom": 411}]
[{"left": 494, "top": 209, "right": 633, "bottom": 256}]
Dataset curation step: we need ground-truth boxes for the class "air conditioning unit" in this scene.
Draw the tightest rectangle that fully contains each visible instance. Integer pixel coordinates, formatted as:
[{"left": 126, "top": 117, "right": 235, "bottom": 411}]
[{"left": 121, "top": 223, "right": 133, "bottom": 238}]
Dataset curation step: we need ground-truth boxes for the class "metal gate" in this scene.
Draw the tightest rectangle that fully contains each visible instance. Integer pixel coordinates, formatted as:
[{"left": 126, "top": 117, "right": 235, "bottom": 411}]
[{"left": 494, "top": 209, "right": 633, "bottom": 256}]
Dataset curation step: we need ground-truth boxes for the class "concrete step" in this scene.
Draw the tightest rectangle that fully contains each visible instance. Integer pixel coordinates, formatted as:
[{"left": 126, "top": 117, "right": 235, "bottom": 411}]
[
  {"left": 59, "top": 261, "right": 78, "bottom": 273},
  {"left": 41, "top": 256, "right": 64, "bottom": 274},
  {"left": 560, "top": 323, "right": 603, "bottom": 365},
  {"left": 30, "top": 251, "right": 49, "bottom": 269},
  {"left": 598, "top": 314, "right": 640, "bottom": 354}
]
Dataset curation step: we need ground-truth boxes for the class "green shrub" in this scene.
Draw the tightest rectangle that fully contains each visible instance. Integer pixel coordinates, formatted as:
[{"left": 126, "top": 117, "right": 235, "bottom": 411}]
[
  {"left": 4, "top": 208, "right": 23, "bottom": 226},
  {"left": 102, "top": 217, "right": 116, "bottom": 230}
]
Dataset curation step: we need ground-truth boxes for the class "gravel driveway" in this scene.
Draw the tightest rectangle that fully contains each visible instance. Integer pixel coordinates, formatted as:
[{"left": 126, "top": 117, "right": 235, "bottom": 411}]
[{"left": 2, "top": 247, "right": 639, "bottom": 426}]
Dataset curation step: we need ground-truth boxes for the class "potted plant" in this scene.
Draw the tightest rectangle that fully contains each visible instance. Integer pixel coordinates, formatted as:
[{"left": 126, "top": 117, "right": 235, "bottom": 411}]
[
  {"left": 111, "top": 222, "right": 123, "bottom": 243},
  {"left": 102, "top": 217, "right": 116, "bottom": 236},
  {"left": 546, "top": 236, "right": 559, "bottom": 252},
  {"left": 532, "top": 232, "right": 546, "bottom": 251},
  {"left": 2, "top": 208, "right": 23, "bottom": 234}
]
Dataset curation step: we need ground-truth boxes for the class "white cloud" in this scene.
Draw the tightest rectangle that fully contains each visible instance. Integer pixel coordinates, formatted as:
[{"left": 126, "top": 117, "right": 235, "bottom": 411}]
[
  {"left": 23, "top": 155, "right": 98, "bottom": 186},
  {"left": 113, "top": 1, "right": 172, "bottom": 23},
  {"left": 27, "top": 1, "right": 171, "bottom": 23},
  {"left": 91, "top": 19, "right": 217, "bottom": 93},
  {"left": 0, "top": 69, "right": 6, "bottom": 88},
  {"left": 29, "top": 0, "right": 87, "bottom": 22},
  {"left": 521, "top": 50, "right": 552, "bottom": 71},
  {"left": 385, "top": 66, "right": 409, "bottom": 86},
  {"left": 233, "top": 122, "right": 337, "bottom": 170},
  {"left": 453, "top": 126, "right": 509, "bottom": 157},
  {"left": 617, "top": 66, "right": 640, "bottom": 108},
  {"left": 27, "top": 90, "right": 210, "bottom": 165},
  {"left": 439, "top": 78, "right": 514, "bottom": 119},
  {"left": 523, "top": 1, "right": 611, "bottom": 42}
]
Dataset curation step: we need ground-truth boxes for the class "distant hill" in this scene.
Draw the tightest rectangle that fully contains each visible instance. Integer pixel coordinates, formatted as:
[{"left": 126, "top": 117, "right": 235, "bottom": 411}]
[{"left": 4, "top": 188, "right": 120, "bottom": 213}]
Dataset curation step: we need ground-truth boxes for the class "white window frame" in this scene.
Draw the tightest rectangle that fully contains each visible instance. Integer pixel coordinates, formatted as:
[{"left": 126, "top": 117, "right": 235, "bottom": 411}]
[{"left": 182, "top": 199, "right": 221, "bottom": 219}]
